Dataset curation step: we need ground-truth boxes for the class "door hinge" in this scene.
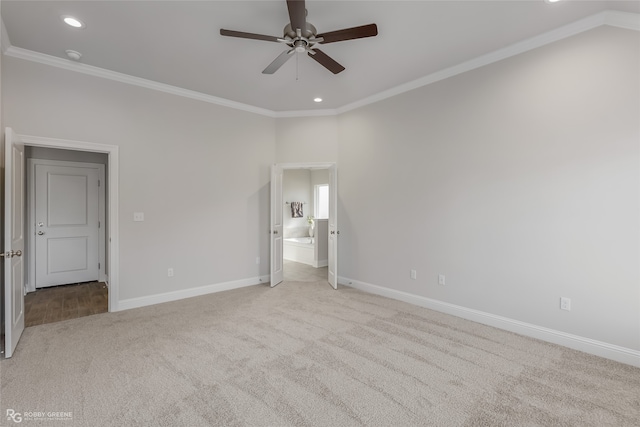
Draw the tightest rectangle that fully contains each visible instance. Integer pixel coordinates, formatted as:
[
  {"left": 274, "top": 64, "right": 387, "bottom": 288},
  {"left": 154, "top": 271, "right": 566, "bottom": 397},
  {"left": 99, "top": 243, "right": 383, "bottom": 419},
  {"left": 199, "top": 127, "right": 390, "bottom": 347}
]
[
  {"left": 98, "top": 221, "right": 101, "bottom": 228},
  {"left": 98, "top": 180, "right": 101, "bottom": 187},
  {"left": 98, "top": 263, "right": 101, "bottom": 269}
]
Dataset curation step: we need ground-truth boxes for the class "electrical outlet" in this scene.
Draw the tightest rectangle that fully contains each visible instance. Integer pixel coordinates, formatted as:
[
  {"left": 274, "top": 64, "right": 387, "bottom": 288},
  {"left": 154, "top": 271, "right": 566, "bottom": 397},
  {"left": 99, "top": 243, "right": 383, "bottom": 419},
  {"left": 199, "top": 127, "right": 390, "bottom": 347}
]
[
  {"left": 438, "top": 274, "right": 446, "bottom": 285},
  {"left": 167, "top": 268, "right": 174, "bottom": 277},
  {"left": 410, "top": 269, "right": 417, "bottom": 280},
  {"left": 560, "top": 297, "right": 571, "bottom": 311},
  {"left": 133, "top": 212, "right": 144, "bottom": 222}
]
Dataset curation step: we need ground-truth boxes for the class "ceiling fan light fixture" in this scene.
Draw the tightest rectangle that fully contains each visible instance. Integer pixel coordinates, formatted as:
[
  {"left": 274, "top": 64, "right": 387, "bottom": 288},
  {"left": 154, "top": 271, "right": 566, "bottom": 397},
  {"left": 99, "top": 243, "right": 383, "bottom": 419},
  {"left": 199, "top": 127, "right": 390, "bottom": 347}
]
[{"left": 62, "top": 15, "right": 85, "bottom": 29}]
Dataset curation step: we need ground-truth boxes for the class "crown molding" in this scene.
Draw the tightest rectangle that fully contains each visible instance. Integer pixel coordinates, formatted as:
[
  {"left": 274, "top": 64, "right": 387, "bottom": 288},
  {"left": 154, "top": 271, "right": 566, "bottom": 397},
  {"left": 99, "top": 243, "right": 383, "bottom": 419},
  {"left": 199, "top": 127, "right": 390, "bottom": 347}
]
[
  {"left": 2, "top": 10, "right": 638, "bottom": 118},
  {"left": 337, "top": 10, "right": 639, "bottom": 115},
  {"left": 604, "top": 9, "right": 640, "bottom": 30},
  {"left": 4, "top": 46, "right": 277, "bottom": 118},
  {"left": 275, "top": 108, "right": 338, "bottom": 118},
  {"left": 1, "top": 16, "right": 11, "bottom": 54}
]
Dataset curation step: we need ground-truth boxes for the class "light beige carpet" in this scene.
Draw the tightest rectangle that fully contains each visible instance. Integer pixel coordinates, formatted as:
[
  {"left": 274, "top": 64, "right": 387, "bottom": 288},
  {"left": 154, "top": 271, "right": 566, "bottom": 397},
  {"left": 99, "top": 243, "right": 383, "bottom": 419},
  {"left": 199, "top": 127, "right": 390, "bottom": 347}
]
[{"left": 1, "top": 281, "right": 639, "bottom": 426}]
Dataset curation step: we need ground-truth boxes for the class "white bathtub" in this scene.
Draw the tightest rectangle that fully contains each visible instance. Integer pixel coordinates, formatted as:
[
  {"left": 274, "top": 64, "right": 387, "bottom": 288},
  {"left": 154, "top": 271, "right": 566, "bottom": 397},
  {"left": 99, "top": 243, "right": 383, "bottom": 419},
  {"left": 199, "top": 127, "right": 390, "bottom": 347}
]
[
  {"left": 283, "top": 237, "right": 315, "bottom": 266},
  {"left": 283, "top": 220, "right": 328, "bottom": 268},
  {"left": 285, "top": 237, "right": 314, "bottom": 244}
]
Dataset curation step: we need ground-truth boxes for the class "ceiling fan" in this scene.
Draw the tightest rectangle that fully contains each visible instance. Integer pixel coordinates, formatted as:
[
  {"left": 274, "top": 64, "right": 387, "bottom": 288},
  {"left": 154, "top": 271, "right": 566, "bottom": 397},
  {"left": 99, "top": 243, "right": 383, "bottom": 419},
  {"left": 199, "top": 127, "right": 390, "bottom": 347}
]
[{"left": 220, "top": 0, "right": 378, "bottom": 75}]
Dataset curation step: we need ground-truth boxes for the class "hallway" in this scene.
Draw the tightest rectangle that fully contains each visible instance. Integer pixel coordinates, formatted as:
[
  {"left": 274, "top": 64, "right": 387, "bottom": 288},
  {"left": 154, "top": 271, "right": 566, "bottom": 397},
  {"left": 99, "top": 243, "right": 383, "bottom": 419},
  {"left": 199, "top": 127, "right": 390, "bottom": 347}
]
[{"left": 24, "top": 282, "right": 108, "bottom": 327}]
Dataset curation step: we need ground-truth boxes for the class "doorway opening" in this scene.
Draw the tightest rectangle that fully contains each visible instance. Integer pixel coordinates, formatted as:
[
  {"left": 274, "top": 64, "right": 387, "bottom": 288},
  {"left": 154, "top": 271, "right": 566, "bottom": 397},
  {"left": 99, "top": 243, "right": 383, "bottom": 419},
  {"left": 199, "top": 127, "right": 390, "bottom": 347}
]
[
  {"left": 24, "top": 150, "right": 108, "bottom": 327},
  {"left": 282, "top": 168, "right": 329, "bottom": 282},
  {"left": 16, "top": 133, "right": 119, "bottom": 312},
  {"left": 270, "top": 162, "right": 337, "bottom": 288}
]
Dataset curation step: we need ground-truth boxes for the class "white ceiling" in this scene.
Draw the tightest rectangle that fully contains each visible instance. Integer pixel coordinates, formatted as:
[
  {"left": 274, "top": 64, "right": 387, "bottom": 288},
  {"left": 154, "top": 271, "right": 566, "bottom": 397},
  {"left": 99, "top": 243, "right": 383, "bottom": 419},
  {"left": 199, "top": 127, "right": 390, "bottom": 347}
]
[{"left": 2, "top": 1, "right": 639, "bottom": 114}]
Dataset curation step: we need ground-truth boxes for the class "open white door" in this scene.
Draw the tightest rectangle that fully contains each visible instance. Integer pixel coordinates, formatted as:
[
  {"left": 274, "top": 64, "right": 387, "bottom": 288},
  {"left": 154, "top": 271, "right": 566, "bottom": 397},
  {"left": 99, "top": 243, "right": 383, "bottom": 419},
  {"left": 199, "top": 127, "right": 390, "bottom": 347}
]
[
  {"left": 270, "top": 164, "right": 284, "bottom": 287},
  {"left": 3, "top": 128, "right": 25, "bottom": 358},
  {"left": 327, "top": 164, "right": 338, "bottom": 289}
]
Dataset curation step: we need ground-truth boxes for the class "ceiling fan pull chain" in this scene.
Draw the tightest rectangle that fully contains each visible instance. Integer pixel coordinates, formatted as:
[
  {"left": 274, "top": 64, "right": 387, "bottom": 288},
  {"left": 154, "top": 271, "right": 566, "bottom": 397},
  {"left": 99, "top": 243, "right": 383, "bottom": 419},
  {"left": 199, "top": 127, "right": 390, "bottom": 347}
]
[{"left": 296, "top": 53, "right": 299, "bottom": 81}]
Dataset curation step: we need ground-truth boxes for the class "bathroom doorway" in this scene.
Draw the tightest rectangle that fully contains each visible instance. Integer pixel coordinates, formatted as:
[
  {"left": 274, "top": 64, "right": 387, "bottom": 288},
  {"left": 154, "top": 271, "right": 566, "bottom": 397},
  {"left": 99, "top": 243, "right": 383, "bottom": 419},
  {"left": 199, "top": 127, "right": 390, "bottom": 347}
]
[{"left": 270, "top": 163, "right": 337, "bottom": 288}]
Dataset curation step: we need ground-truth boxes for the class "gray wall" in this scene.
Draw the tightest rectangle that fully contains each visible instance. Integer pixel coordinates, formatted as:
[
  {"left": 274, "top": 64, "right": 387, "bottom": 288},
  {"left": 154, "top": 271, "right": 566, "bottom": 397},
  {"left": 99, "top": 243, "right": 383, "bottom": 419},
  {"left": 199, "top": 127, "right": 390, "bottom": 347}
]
[
  {"left": 3, "top": 56, "right": 276, "bottom": 301},
  {"left": 336, "top": 26, "right": 639, "bottom": 350},
  {"left": 275, "top": 116, "right": 338, "bottom": 164}
]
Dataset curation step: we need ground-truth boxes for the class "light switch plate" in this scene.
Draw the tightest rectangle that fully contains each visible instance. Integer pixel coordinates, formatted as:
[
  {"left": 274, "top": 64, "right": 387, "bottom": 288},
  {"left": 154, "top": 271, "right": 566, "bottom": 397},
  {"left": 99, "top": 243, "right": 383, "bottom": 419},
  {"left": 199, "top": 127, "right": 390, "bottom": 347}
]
[{"left": 133, "top": 212, "right": 144, "bottom": 222}]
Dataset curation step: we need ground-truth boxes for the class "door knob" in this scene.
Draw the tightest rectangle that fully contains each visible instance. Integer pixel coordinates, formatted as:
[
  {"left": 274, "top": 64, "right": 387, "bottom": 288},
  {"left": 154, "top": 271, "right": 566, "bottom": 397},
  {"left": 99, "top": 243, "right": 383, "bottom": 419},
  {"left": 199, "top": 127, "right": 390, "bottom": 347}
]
[
  {"left": 37, "top": 231, "right": 45, "bottom": 235},
  {"left": 273, "top": 230, "right": 278, "bottom": 234},
  {"left": 0, "top": 250, "right": 22, "bottom": 258}
]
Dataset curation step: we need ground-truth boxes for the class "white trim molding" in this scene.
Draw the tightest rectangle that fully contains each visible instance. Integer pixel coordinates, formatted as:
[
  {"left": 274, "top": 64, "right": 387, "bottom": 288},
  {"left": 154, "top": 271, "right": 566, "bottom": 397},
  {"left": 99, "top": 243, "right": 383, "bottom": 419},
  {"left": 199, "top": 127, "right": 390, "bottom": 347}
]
[
  {"left": 118, "top": 276, "right": 269, "bottom": 311},
  {"left": 2, "top": 11, "right": 638, "bottom": 118},
  {"left": 339, "top": 276, "right": 640, "bottom": 368},
  {"left": 1, "top": 16, "right": 11, "bottom": 54},
  {"left": 604, "top": 9, "right": 640, "bottom": 30}
]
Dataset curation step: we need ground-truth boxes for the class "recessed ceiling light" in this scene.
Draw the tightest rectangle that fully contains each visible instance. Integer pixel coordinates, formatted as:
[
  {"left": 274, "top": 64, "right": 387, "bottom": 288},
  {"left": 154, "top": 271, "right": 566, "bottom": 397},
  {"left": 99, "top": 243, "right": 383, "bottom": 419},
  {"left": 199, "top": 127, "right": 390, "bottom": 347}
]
[
  {"left": 62, "top": 16, "right": 85, "bottom": 29},
  {"left": 313, "top": 98, "right": 323, "bottom": 103},
  {"left": 545, "top": 0, "right": 561, "bottom": 3}
]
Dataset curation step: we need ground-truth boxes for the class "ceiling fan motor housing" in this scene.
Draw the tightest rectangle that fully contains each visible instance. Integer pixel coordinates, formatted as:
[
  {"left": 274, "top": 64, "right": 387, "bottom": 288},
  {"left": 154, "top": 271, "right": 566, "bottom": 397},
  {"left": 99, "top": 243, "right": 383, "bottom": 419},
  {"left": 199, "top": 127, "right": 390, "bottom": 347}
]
[{"left": 284, "top": 23, "right": 317, "bottom": 40}]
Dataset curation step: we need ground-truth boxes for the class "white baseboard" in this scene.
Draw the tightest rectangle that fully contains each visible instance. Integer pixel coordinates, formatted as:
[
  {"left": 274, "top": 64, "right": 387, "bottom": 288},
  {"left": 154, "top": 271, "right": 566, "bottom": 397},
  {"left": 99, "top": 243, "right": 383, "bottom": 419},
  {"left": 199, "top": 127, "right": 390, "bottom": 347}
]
[
  {"left": 314, "top": 259, "right": 328, "bottom": 268},
  {"left": 116, "top": 275, "right": 269, "bottom": 312},
  {"left": 339, "top": 276, "right": 640, "bottom": 368}
]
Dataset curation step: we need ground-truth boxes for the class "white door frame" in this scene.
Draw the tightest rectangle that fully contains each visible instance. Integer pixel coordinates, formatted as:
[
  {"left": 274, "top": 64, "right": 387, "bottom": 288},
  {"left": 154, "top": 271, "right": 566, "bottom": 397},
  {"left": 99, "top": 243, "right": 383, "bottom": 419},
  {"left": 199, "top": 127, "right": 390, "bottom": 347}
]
[
  {"left": 19, "top": 134, "right": 119, "bottom": 312},
  {"left": 27, "top": 159, "right": 106, "bottom": 292},
  {"left": 273, "top": 162, "right": 337, "bottom": 287}
]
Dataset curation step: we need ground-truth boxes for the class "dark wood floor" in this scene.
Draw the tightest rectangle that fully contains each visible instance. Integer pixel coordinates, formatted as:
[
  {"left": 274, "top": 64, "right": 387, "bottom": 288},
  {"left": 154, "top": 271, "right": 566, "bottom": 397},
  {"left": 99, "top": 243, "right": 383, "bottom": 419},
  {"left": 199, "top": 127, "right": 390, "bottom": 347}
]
[{"left": 24, "top": 281, "right": 108, "bottom": 327}]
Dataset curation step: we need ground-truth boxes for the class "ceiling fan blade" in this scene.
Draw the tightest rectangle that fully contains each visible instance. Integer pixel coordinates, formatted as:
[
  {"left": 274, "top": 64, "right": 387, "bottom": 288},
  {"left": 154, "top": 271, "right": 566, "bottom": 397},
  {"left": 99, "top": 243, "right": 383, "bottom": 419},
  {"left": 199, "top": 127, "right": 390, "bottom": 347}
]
[
  {"left": 287, "top": 0, "right": 306, "bottom": 32},
  {"left": 317, "top": 23, "right": 378, "bottom": 44},
  {"left": 263, "top": 50, "right": 295, "bottom": 74},
  {"left": 220, "top": 29, "right": 280, "bottom": 43},
  {"left": 308, "top": 49, "right": 345, "bottom": 74}
]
